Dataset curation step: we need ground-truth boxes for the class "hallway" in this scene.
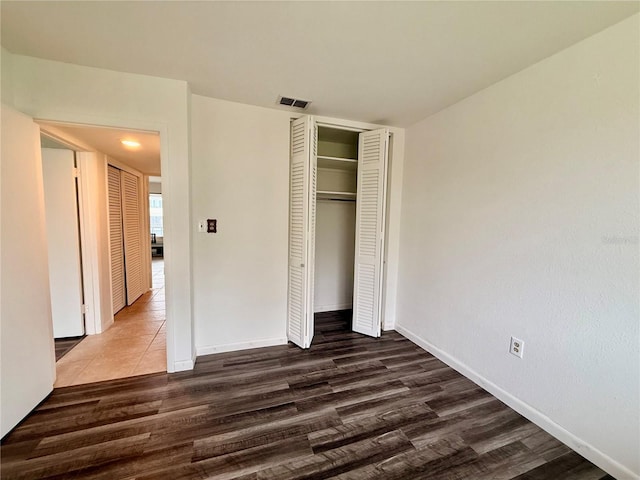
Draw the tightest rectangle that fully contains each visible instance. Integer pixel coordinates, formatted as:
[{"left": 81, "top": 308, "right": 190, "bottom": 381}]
[{"left": 54, "top": 259, "right": 166, "bottom": 387}]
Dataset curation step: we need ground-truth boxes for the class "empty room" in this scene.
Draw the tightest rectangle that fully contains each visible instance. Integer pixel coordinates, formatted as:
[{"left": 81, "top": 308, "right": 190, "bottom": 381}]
[{"left": 1, "top": 2, "right": 638, "bottom": 479}]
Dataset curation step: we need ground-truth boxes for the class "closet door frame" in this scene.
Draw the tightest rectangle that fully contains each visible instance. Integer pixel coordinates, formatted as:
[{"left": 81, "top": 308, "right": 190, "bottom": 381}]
[{"left": 289, "top": 115, "right": 393, "bottom": 347}]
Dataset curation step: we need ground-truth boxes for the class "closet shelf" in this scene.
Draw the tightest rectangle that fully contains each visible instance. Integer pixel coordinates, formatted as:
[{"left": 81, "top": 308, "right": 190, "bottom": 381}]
[
  {"left": 317, "top": 190, "right": 356, "bottom": 201},
  {"left": 317, "top": 156, "right": 358, "bottom": 171}
]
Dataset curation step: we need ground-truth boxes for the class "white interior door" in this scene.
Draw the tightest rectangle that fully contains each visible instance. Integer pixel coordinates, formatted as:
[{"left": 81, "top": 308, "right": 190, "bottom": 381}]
[
  {"left": 1, "top": 105, "right": 56, "bottom": 436},
  {"left": 121, "top": 170, "right": 144, "bottom": 305},
  {"left": 108, "top": 165, "right": 126, "bottom": 313},
  {"left": 353, "top": 128, "right": 389, "bottom": 337},
  {"left": 41, "top": 148, "right": 85, "bottom": 338},
  {"left": 287, "top": 116, "right": 316, "bottom": 348}
]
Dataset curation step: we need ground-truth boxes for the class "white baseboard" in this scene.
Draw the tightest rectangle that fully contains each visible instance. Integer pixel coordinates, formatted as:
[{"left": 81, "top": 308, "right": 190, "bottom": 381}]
[
  {"left": 197, "top": 337, "right": 288, "bottom": 356},
  {"left": 314, "top": 303, "right": 352, "bottom": 313},
  {"left": 394, "top": 324, "right": 638, "bottom": 480},
  {"left": 382, "top": 321, "right": 395, "bottom": 331},
  {"left": 172, "top": 358, "right": 194, "bottom": 372}
]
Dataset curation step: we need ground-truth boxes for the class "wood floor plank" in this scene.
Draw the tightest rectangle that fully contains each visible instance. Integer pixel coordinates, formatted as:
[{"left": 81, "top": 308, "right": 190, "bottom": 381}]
[
  {"left": 1, "top": 434, "right": 150, "bottom": 480},
  {"left": 329, "top": 361, "right": 426, "bottom": 392},
  {"left": 510, "top": 451, "right": 611, "bottom": 480},
  {"left": 308, "top": 403, "right": 436, "bottom": 453},
  {"left": 335, "top": 383, "right": 444, "bottom": 421},
  {"left": 0, "top": 311, "right": 610, "bottom": 479},
  {"left": 144, "top": 402, "right": 301, "bottom": 452},
  {"left": 138, "top": 435, "right": 312, "bottom": 480},
  {"left": 191, "top": 409, "right": 341, "bottom": 461},
  {"left": 68, "top": 442, "right": 195, "bottom": 480},
  {"left": 328, "top": 435, "right": 479, "bottom": 480},
  {"left": 236, "top": 430, "right": 415, "bottom": 480},
  {"left": 453, "top": 441, "right": 545, "bottom": 480},
  {"left": 287, "top": 360, "right": 386, "bottom": 390},
  {"left": 520, "top": 429, "right": 573, "bottom": 462}
]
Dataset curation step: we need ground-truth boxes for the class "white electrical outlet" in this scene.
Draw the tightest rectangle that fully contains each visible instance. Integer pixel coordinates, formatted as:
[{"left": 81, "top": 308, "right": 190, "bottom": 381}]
[{"left": 510, "top": 336, "right": 524, "bottom": 358}]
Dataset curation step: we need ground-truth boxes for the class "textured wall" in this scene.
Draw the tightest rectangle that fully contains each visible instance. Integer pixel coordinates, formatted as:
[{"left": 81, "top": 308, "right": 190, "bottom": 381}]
[{"left": 396, "top": 15, "right": 639, "bottom": 478}]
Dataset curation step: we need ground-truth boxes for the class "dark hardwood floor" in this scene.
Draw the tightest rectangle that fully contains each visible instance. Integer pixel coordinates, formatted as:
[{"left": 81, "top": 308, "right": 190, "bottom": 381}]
[
  {"left": 53, "top": 336, "right": 85, "bottom": 361},
  {"left": 1, "top": 311, "right": 611, "bottom": 479}
]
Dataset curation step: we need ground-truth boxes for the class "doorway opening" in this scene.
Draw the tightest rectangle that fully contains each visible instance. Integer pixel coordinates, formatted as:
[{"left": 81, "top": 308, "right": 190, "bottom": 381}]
[
  {"left": 38, "top": 122, "right": 167, "bottom": 386},
  {"left": 40, "top": 135, "right": 87, "bottom": 362}
]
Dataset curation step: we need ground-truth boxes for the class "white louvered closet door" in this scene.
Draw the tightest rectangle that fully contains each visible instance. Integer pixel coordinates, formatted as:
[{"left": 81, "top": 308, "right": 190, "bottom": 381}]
[
  {"left": 108, "top": 166, "right": 126, "bottom": 313},
  {"left": 353, "top": 129, "right": 389, "bottom": 337},
  {"left": 287, "top": 116, "right": 316, "bottom": 349},
  {"left": 121, "top": 170, "right": 144, "bottom": 305}
]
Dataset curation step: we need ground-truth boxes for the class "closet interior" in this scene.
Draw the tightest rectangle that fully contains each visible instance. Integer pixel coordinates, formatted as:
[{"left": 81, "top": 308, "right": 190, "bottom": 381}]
[{"left": 314, "top": 126, "right": 359, "bottom": 318}]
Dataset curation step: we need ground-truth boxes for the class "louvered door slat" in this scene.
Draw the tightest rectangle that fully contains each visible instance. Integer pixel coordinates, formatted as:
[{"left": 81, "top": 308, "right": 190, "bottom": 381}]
[
  {"left": 353, "top": 129, "right": 389, "bottom": 337},
  {"left": 287, "top": 117, "right": 309, "bottom": 348},
  {"left": 108, "top": 165, "right": 126, "bottom": 313},
  {"left": 287, "top": 116, "right": 315, "bottom": 349},
  {"left": 121, "top": 170, "right": 144, "bottom": 305}
]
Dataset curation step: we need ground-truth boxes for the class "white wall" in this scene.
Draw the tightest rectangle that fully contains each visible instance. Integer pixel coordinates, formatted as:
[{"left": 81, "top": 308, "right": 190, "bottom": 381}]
[
  {"left": 314, "top": 200, "right": 356, "bottom": 312},
  {"left": 1, "top": 105, "right": 56, "bottom": 436},
  {"left": 396, "top": 15, "right": 639, "bottom": 479},
  {"left": 4, "top": 52, "right": 193, "bottom": 371},
  {"left": 1, "top": 48, "right": 15, "bottom": 107},
  {"left": 191, "top": 95, "right": 291, "bottom": 353},
  {"left": 149, "top": 181, "right": 162, "bottom": 194}
]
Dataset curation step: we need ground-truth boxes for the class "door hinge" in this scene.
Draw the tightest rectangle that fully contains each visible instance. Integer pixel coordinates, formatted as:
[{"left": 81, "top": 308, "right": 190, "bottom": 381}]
[
  {"left": 73, "top": 167, "right": 80, "bottom": 178},
  {"left": 81, "top": 304, "right": 86, "bottom": 314}
]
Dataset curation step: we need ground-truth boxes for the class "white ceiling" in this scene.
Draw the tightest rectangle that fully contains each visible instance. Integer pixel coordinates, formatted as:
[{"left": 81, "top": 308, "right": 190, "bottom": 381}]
[
  {"left": 2, "top": 1, "right": 638, "bottom": 126},
  {"left": 40, "top": 122, "right": 161, "bottom": 176}
]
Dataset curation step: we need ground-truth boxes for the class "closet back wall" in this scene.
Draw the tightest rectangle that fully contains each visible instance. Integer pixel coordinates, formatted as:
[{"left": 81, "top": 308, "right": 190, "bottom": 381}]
[
  {"left": 191, "top": 96, "right": 292, "bottom": 354},
  {"left": 314, "top": 200, "right": 356, "bottom": 312}
]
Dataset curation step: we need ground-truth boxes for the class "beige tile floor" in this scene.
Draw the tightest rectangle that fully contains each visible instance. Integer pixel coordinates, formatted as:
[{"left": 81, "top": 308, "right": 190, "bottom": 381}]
[{"left": 55, "top": 258, "right": 166, "bottom": 387}]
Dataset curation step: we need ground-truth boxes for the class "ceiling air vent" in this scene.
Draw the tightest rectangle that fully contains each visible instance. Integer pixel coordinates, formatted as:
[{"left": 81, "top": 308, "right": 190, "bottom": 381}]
[{"left": 278, "top": 96, "right": 310, "bottom": 109}]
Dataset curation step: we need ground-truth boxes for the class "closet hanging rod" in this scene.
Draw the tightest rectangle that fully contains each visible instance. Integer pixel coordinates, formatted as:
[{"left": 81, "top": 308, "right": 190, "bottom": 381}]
[
  {"left": 317, "top": 155, "right": 357, "bottom": 162},
  {"left": 317, "top": 190, "right": 356, "bottom": 202},
  {"left": 318, "top": 197, "right": 356, "bottom": 203}
]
